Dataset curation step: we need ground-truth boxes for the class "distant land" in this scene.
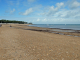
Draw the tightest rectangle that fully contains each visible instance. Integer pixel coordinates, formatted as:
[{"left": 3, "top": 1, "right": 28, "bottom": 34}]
[{"left": 0, "top": 19, "right": 32, "bottom": 24}]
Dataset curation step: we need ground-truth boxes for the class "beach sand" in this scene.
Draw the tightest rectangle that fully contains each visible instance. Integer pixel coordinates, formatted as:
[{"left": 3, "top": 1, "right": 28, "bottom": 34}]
[{"left": 0, "top": 24, "right": 80, "bottom": 60}]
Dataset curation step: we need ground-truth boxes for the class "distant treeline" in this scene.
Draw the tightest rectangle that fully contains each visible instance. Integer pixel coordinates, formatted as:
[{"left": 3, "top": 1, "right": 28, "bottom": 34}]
[{"left": 0, "top": 19, "right": 32, "bottom": 24}]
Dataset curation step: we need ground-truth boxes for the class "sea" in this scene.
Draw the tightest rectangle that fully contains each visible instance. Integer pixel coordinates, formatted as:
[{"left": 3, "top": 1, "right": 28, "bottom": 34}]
[{"left": 29, "top": 24, "right": 80, "bottom": 30}]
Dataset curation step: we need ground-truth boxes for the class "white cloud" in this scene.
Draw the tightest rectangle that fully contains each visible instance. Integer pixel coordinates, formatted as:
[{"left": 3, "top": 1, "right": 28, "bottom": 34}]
[
  {"left": 56, "top": 8, "right": 80, "bottom": 18},
  {"left": 69, "top": 1, "right": 80, "bottom": 9},
  {"left": 37, "top": 18, "right": 40, "bottom": 21},
  {"left": 41, "top": 1, "right": 80, "bottom": 18},
  {"left": 42, "top": 18, "right": 47, "bottom": 22},
  {"left": 20, "top": 4, "right": 42, "bottom": 16},
  {"left": 45, "top": 2, "right": 64, "bottom": 16},
  {"left": 22, "top": 8, "right": 33, "bottom": 15},
  {"left": 10, "top": 9, "right": 15, "bottom": 14},
  {"left": 27, "top": 0, "right": 36, "bottom": 2},
  {"left": 56, "top": 2, "right": 64, "bottom": 8}
]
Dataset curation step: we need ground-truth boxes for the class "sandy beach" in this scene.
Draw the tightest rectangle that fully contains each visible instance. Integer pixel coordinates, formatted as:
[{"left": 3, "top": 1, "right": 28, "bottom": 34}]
[{"left": 0, "top": 24, "right": 80, "bottom": 60}]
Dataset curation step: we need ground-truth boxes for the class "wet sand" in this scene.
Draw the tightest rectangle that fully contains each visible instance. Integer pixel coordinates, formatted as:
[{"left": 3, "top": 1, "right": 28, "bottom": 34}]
[
  {"left": 0, "top": 24, "right": 80, "bottom": 60},
  {"left": 13, "top": 24, "right": 80, "bottom": 37}
]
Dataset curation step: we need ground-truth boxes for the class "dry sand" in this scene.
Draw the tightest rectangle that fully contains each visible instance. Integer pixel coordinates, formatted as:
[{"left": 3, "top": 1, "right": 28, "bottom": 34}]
[{"left": 0, "top": 24, "right": 80, "bottom": 60}]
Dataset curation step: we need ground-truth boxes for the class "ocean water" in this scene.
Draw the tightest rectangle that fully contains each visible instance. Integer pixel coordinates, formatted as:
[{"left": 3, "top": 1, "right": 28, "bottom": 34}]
[{"left": 29, "top": 24, "right": 80, "bottom": 30}]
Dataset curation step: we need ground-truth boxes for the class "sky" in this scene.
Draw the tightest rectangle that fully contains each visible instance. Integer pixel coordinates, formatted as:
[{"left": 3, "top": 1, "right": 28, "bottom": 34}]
[{"left": 0, "top": 0, "right": 80, "bottom": 24}]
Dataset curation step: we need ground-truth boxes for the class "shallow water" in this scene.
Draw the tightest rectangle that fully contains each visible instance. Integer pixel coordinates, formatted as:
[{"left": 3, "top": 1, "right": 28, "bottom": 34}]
[
  {"left": 29, "top": 24, "right": 80, "bottom": 30},
  {"left": 51, "top": 29, "right": 75, "bottom": 32}
]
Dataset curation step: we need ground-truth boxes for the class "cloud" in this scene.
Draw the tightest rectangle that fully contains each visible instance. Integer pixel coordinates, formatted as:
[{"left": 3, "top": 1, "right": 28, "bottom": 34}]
[
  {"left": 40, "top": 0, "right": 80, "bottom": 19},
  {"left": 5, "top": 8, "right": 15, "bottom": 15},
  {"left": 10, "top": 9, "right": 15, "bottom": 14},
  {"left": 68, "top": 1, "right": 80, "bottom": 9},
  {"left": 27, "top": 0, "right": 36, "bottom": 3},
  {"left": 44, "top": 2, "right": 64, "bottom": 16},
  {"left": 37, "top": 18, "right": 40, "bottom": 21},
  {"left": 21, "top": 8, "right": 33, "bottom": 15},
  {"left": 54, "top": 8, "right": 80, "bottom": 18},
  {"left": 20, "top": 4, "right": 42, "bottom": 16},
  {"left": 56, "top": 2, "right": 64, "bottom": 8},
  {"left": 42, "top": 18, "right": 47, "bottom": 22},
  {"left": 40, "top": 1, "right": 80, "bottom": 19}
]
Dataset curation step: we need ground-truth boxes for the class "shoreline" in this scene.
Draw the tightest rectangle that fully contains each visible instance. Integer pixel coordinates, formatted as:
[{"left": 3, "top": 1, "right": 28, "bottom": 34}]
[
  {"left": 29, "top": 24, "right": 80, "bottom": 30},
  {"left": 26, "top": 28, "right": 80, "bottom": 37},
  {"left": 28, "top": 25, "right": 80, "bottom": 31},
  {"left": 27, "top": 25, "right": 80, "bottom": 37},
  {"left": 28, "top": 25, "right": 80, "bottom": 33},
  {"left": 10, "top": 24, "right": 80, "bottom": 37}
]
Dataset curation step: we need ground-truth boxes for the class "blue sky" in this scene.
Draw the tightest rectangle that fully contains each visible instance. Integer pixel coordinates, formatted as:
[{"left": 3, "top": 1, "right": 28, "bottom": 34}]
[{"left": 0, "top": 0, "right": 80, "bottom": 24}]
